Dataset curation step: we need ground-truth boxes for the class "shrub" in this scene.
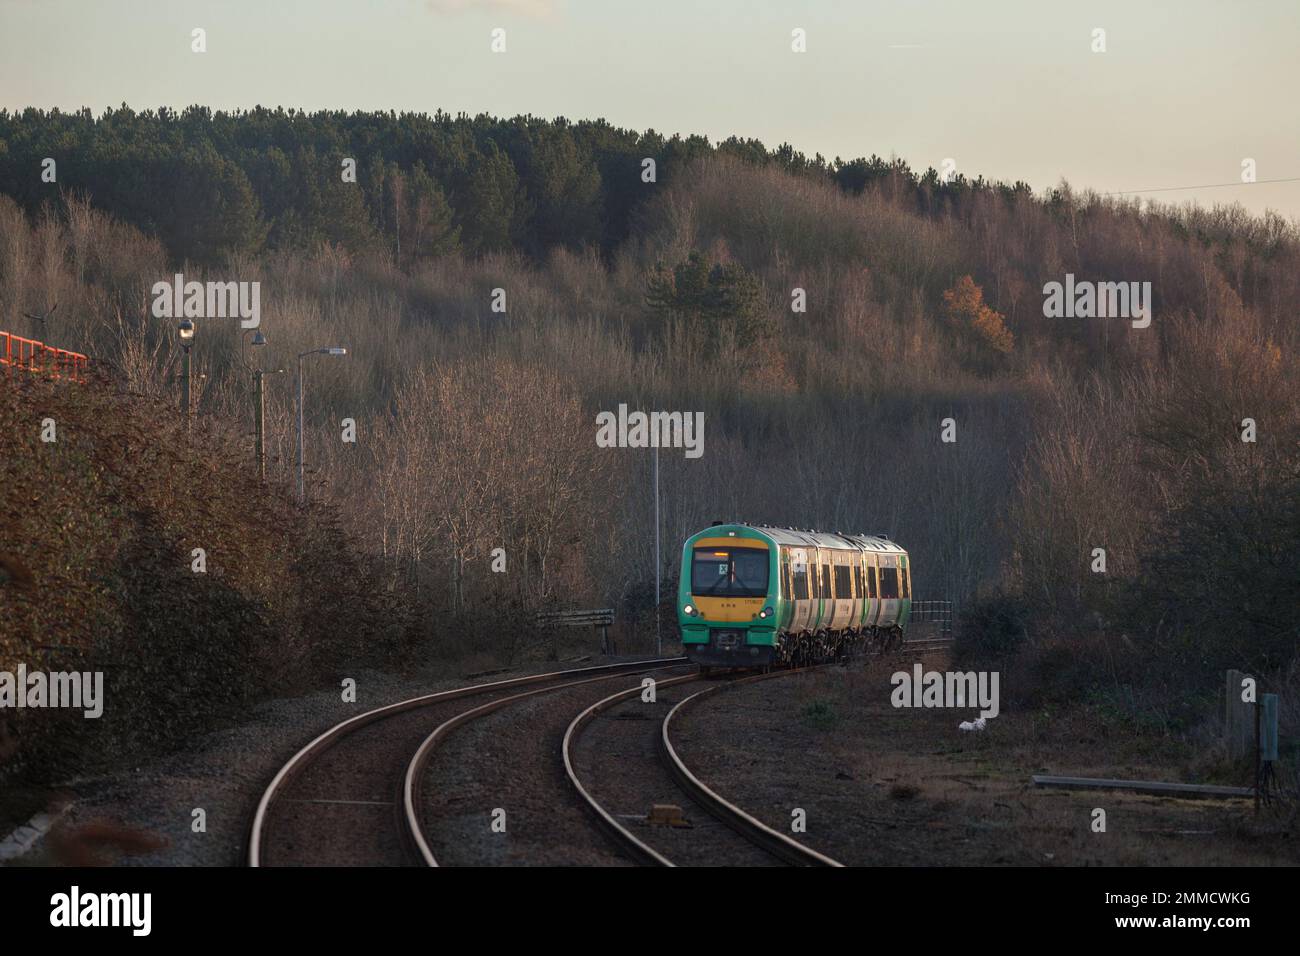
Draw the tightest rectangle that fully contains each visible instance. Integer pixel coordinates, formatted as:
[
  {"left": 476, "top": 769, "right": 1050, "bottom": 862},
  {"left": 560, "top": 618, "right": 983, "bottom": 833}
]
[{"left": 954, "top": 590, "right": 1031, "bottom": 665}]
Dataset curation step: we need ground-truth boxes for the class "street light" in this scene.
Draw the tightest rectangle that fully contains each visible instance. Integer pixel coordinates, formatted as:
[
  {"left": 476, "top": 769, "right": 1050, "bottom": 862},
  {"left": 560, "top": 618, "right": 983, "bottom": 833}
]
[
  {"left": 296, "top": 346, "right": 348, "bottom": 503},
  {"left": 654, "top": 444, "right": 660, "bottom": 656},
  {"left": 241, "top": 329, "right": 268, "bottom": 479},
  {"left": 178, "top": 319, "right": 196, "bottom": 419}
]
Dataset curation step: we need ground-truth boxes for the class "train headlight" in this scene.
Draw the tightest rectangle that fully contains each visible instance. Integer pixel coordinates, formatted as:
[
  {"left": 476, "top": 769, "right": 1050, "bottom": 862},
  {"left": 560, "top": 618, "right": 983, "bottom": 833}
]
[
  {"left": 759, "top": 606, "right": 774, "bottom": 619},
  {"left": 683, "top": 603, "right": 696, "bottom": 616}
]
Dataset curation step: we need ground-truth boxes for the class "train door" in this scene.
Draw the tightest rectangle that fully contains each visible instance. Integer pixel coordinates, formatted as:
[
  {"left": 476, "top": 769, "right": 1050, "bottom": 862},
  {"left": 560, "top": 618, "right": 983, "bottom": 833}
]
[
  {"left": 820, "top": 551, "right": 834, "bottom": 631},
  {"left": 778, "top": 547, "right": 795, "bottom": 631},
  {"left": 813, "top": 548, "right": 832, "bottom": 631},
  {"left": 854, "top": 556, "right": 866, "bottom": 629},
  {"left": 811, "top": 548, "right": 825, "bottom": 630},
  {"left": 831, "top": 550, "right": 853, "bottom": 631},
  {"left": 826, "top": 550, "right": 840, "bottom": 630},
  {"left": 788, "top": 547, "right": 812, "bottom": 632},
  {"left": 877, "top": 554, "right": 901, "bottom": 627},
  {"left": 898, "top": 554, "right": 913, "bottom": 627},
  {"left": 865, "top": 552, "right": 880, "bottom": 626}
]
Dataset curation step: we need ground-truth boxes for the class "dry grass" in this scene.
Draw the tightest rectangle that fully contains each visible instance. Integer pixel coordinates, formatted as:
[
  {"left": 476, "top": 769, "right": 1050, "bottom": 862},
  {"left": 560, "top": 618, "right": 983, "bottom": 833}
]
[{"left": 673, "top": 658, "right": 1299, "bottom": 866}]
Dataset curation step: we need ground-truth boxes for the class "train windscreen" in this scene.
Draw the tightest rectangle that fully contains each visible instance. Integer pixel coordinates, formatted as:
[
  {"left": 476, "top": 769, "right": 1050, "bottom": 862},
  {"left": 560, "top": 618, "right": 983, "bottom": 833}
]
[{"left": 691, "top": 547, "right": 769, "bottom": 598}]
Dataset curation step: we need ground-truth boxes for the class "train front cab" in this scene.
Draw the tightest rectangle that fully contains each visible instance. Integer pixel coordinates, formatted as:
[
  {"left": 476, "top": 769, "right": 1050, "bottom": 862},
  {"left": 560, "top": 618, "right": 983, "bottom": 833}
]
[{"left": 677, "top": 526, "right": 778, "bottom": 670}]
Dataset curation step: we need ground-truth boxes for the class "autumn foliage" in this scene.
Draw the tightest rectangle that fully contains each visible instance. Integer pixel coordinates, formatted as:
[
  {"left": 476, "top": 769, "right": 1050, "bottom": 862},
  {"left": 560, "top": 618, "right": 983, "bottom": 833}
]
[{"left": 942, "top": 275, "right": 1015, "bottom": 361}]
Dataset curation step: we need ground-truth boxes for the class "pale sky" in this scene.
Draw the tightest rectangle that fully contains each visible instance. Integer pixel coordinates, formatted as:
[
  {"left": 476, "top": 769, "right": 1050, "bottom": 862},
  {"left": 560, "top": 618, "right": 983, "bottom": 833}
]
[{"left": 2, "top": 0, "right": 1297, "bottom": 218}]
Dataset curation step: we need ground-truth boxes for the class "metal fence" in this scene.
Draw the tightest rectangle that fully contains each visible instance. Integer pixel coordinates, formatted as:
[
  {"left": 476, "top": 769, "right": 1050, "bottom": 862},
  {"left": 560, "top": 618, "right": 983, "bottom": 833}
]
[
  {"left": 536, "top": 608, "right": 616, "bottom": 654},
  {"left": 1, "top": 331, "right": 89, "bottom": 383},
  {"left": 910, "top": 600, "right": 953, "bottom": 637}
]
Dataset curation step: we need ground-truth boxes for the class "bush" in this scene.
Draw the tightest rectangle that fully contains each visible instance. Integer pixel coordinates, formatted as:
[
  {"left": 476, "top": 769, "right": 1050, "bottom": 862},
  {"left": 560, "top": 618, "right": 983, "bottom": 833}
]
[
  {"left": 0, "top": 370, "right": 418, "bottom": 783},
  {"left": 799, "top": 699, "right": 838, "bottom": 731},
  {"left": 954, "top": 591, "right": 1031, "bottom": 665}
]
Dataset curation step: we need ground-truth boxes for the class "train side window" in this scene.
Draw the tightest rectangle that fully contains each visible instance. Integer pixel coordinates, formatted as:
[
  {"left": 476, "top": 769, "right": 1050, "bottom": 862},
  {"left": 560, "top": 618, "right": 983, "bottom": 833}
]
[
  {"left": 901, "top": 565, "right": 911, "bottom": 598},
  {"left": 834, "top": 565, "right": 851, "bottom": 598},
  {"left": 793, "top": 566, "right": 809, "bottom": 600},
  {"left": 822, "top": 565, "right": 832, "bottom": 598},
  {"left": 867, "top": 566, "right": 877, "bottom": 598},
  {"left": 880, "top": 567, "right": 899, "bottom": 599},
  {"left": 852, "top": 565, "right": 861, "bottom": 597}
]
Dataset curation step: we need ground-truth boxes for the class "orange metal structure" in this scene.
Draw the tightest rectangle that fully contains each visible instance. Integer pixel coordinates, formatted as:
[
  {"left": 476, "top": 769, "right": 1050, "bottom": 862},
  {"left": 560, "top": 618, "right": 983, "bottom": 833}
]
[{"left": 0, "top": 331, "right": 89, "bottom": 383}]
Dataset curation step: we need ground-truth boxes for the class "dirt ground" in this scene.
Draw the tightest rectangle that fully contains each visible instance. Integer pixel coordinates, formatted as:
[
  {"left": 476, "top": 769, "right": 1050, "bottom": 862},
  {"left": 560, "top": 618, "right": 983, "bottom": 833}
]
[
  {"left": 0, "top": 648, "right": 659, "bottom": 866},
  {"left": 672, "top": 650, "right": 1300, "bottom": 866}
]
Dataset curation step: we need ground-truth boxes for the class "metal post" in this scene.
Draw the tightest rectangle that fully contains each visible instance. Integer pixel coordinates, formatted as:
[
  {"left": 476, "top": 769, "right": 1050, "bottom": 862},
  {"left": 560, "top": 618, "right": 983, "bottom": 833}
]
[
  {"left": 654, "top": 444, "right": 660, "bottom": 656},
  {"left": 1226, "top": 669, "right": 1252, "bottom": 759},
  {"left": 181, "top": 346, "right": 191, "bottom": 421},
  {"left": 1254, "top": 699, "right": 1261, "bottom": 816},
  {"left": 296, "top": 353, "right": 305, "bottom": 503},
  {"left": 255, "top": 368, "right": 266, "bottom": 480}
]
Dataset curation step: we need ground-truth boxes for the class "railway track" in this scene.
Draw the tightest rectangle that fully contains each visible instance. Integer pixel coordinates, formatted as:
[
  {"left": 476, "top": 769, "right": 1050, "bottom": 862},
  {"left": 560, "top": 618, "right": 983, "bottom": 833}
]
[
  {"left": 896, "top": 638, "right": 953, "bottom": 653},
  {"left": 247, "top": 657, "right": 686, "bottom": 866},
  {"left": 661, "top": 672, "right": 845, "bottom": 866},
  {"left": 402, "top": 664, "right": 696, "bottom": 865},
  {"left": 562, "top": 673, "right": 712, "bottom": 866},
  {"left": 564, "top": 668, "right": 845, "bottom": 866},
  {"left": 251, "top": 635, "right": 951, "bottom": 867},
  {"left": 563, "top": 636, "right": 951, "bottom": 867}
]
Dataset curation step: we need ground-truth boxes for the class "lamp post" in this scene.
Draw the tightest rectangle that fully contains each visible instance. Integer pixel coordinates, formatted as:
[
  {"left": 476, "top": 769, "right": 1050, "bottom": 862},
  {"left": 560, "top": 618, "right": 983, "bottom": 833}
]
[
  {"left": 654, "top": 444, "right": 660, "bottom": 656},
  {"left": 241, "top": 329, "right": 268, "bottom": 479},
  {"left": 296, "top": 346, "right": 348, "bottom": 503},
  {"left": 178, "top": 319, "right": 195, "bottom": 420}
]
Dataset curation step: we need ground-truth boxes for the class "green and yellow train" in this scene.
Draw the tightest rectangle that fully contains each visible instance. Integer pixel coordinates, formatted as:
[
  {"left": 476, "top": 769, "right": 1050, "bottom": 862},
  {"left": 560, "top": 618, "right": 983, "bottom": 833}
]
[{"left": 677, "top": 523, "right": 912, "bottom": 671}]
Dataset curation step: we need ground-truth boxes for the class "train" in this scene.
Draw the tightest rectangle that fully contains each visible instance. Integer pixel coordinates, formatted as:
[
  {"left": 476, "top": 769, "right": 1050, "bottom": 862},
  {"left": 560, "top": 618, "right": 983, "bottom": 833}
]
[{"left": 676, "top": 522, "right": 912, "bottom": 671}]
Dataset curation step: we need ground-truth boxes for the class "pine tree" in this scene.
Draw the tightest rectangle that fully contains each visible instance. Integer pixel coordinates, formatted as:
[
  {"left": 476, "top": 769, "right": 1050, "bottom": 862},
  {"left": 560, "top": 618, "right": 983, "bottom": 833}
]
[
  {"left": 647, "top": 251, "right": 771, "bottom": 347},
  {"left": 161, "top": 146, "right": 267, "bottom": 265},
  {"left": 457, "top": 143, "right": 523, "bottom": 255},
  {"left": 524, "top": 127, "right": 602, "bottom": 252},
  {"left": 405, "top": 162, "right": 459, "bottom": 262}
]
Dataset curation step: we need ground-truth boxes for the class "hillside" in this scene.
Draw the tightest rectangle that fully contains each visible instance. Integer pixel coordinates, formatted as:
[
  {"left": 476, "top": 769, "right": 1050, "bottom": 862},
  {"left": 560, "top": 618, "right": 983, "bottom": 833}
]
[{"left": 2, "top": 106, "right": 1298, "bottom": 745}]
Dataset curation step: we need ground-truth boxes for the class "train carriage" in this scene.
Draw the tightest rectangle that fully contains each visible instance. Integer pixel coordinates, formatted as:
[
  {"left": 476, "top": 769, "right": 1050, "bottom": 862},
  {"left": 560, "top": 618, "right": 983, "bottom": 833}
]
[{"left": 677, "top": 522, "right": 911, "bottom": 671}]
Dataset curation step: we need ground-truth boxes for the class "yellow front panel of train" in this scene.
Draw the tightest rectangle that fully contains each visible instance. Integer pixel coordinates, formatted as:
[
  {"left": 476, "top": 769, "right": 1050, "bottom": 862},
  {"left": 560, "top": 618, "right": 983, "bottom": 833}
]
[{"left": 692, "top": 595, "right": 765, "bottom": 621}]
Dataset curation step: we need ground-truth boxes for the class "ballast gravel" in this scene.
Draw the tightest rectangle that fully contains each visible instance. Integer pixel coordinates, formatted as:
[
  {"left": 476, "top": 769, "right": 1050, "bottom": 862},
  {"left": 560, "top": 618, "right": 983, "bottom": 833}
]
[{"left": 8, "top": 657, "right": 662, "bottom": 867}]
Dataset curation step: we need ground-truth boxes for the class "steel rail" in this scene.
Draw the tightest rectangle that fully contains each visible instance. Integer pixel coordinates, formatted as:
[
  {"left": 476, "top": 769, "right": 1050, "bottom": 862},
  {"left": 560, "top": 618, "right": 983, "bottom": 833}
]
[
  {"left": 565, "top": 644, "right": 951, "bottom": 867},
  {"left": 403, "top": 662, "right": 693, "bottom": 866},
  {"left": 561, "top": 674, "right": 704, "bottom": 867},
  {"left": 247, "top": 656, "right": 685, "bottom": 866},
  {"left": 660, "top": 669, "right": 845, "bottom": 867}
]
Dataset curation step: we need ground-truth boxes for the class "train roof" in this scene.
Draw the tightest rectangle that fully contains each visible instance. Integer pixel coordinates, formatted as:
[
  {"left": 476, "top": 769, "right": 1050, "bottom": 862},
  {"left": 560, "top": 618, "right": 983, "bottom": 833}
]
[{"left": 696, "top": 523, "right": 906, "bottom": 554}]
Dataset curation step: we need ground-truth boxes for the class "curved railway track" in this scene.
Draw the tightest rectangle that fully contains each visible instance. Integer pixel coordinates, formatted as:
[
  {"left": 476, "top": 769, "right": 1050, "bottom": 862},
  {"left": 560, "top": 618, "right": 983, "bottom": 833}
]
[
  {"left": 247, "top": 657, "right": 685, "bottom": 866},
  {"left": 251, "top": 635, "right": 950, "bottom": 866},
  {"left": 563, "top": 668, "right": 843, "bottom": 866},
  {"left": 661, "top": 674, "right": 843, "bottom": 866},
  {"left": 564, "top": 635, "right": 951, "bottom": 867},
  {"left": 402, "top": 664, "right": 696, "bottom": 865},
  {"left": 562, "top": 674, "right": 706, "bottom": 866}
]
